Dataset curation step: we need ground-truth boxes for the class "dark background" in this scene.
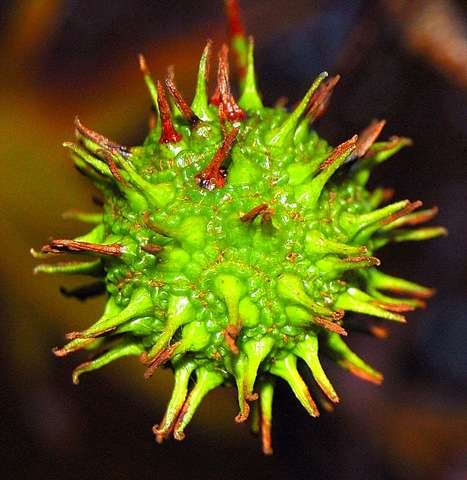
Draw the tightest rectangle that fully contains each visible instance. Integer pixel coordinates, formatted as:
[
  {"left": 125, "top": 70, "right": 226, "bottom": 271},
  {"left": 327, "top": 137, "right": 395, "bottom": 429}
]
[{"left": 1, "top": 1, "right": 466, "bottom": 479}]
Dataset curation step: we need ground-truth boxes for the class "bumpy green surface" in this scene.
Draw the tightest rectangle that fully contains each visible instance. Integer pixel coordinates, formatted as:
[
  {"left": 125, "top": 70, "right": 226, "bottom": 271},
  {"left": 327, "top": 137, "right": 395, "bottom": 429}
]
[{"left": 34, "top": 6, "right": 446, "bottom": 454}]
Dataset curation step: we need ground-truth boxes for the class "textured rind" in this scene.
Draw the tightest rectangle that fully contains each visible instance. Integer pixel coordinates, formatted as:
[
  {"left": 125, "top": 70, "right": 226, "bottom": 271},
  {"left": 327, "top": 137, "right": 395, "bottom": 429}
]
[{"left": 35, "top": 1, "right": 446, "bottom": 454}]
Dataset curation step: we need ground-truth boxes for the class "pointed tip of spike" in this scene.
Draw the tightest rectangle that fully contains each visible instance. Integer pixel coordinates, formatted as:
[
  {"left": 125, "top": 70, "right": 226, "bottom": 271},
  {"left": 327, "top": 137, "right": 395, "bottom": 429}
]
[
  {"left": 267, "top": 72, "right": 328, "bottom": 147},
  {"left": 356, "top": 119, "right": 387, "bottom": 158},
  {"left": 195, "top": 127, "right": 239, "bottom": 190},
  {"left": 216, "top": 44, "right": 246, "bottom": 122},
  {"left": 319, "top": 135, "right": 358, "bottom": 171},
  {"left": 138, "top": 53, "right": 150, "bottom": 75},
  {"left": 307, "top": 74, "right": 341, "bottom": 123},
  {"left": 156, "top": 81, "right": 183, "bottom": 144}
]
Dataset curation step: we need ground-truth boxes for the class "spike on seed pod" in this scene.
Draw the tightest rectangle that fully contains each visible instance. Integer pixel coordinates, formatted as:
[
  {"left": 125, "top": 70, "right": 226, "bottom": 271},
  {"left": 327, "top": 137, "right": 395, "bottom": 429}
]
[
  {"left": 34, "top": 0, "right": 445, "bottom": 455},
  {"left": 156, "top": 81, "right": 183, "bottom": 144}
]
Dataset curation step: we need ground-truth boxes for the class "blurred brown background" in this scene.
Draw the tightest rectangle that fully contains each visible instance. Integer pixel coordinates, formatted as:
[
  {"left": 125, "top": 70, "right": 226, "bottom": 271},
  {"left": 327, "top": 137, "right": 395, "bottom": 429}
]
[{"left": 1, "top": 1, "right": 466, "bottom": 479}]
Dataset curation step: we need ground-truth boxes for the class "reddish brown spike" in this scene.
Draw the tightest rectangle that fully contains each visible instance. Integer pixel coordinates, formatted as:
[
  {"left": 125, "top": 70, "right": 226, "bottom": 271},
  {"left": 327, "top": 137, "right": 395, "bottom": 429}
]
[
  {"left": 216, "top": 44, "right": 246, "bottom": 122},
  {"left": 142, "top": 244, "right": 163, "bottom": 255},
  {"left": 195, "top": 127, "right": 239, "bottom": 190},
  {"left": 52, "top": 338, "right": 95, "bottom": 357},
  {"left": 74, "top": 117, "right": 129, "bottom": 156},
  {"left": 99, "top": 149, "right": 128, "bottom": 185},
  {"left": 307, "top": 75, "right": 341, "bottom": 123},
  {"left": 399, "top": 206, "right": 439, "bottom": 227},
  {"left": 41, "top": 239, "right": 122, "bottom": 257},
  {"left": 372, "top": 301, "right": 415, "bottom": 313},
  {"left": 314, "top": 317, "right": 348, "bottom": 336},
  {"left": 138, "top": 53, "right": 150, "bottom": 76},
  {"left": 343, "top": 361, "right": 383, "bottom": 385},
  {"left": 156, "top": 81, "right": 183, "bottom": 144},
  {"left": 225, "top": 0, "right": 248, "bottom": 80},
  {"left": 355, "top": 119, "right": 387, "bottom": 158},
  {"left": 224, "top": 324, "right": 240, "bottom": 355},
  {"left": 165, "top": 77, "right": 200, "bottom": 125},
  {"left": 144, "top": 343, "right": 180, "bottom": 379},
  {"left": 381, "top": 200, "right": 423, "bottom": 225},
  {"left": 319, "top": 135, "right": 359, "bottom": 171},
  {"left": 261, "top": 208, "right": 275, "bottom": 225},
  {"left": 240, "top": 203, "right": 268, "bottom": 222},
  {"left": 226, "top": 0, "right": 246, "bottom": 38}
]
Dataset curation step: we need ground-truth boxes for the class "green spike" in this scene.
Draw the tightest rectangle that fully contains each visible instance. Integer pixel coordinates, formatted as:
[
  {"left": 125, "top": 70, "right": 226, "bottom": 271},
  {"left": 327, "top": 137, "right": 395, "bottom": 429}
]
[
  {"left": 250, "top": 399, "right": 260, "bottom": 435},
  {"left": 324, "top": 332, "right": 383, "bottom": 384},
  {"left": 267, "top": 72, "right": 328, "bottom": 147},
  {"left": 294, "top": 334, "right": 339, "bottom": 403},
  {"left": 191, "top": 41, "right": 214, "bottom": 121},
  {"left": 238, "top": 37, "right": 263, "bottom": 111},
  {"left": 214, "top": 274, "right": 245, "bottom": 329},
  {"left": 153, "top": 360, "right": 197, "bottom": 443},
  {"left": 367, "top": 269, "right": 434, "bottom": 299},
  {"left": 367, "top": 287, "right": 426, "bottom": 309},
  {"left": 138, "top": 54, "right": 160, "bottom": 116},
  {"left": 381, "top": 207, "right": 439, "bottom": 231},
  {"left": 305, "top": 229, "right": 368, "bottom": 257},
  {"left": 64, "top": 142, "right": 112, "bottom": 178},
  {"left": 34, "top": 259, "right": 102, "bottom": 276},
  {"left": 335, "top": 287, "right": 406, "bottom": 323},
  {"left": 259, "top": 377, "right": 275, "bottom": 455},
  {"left": 173, "top": 367, "right": 224, "bottom": 440},
  {"left": 243, "top": 337, "right": 274, "bottom": 396},
  {"left": 52, "top": 337, "right": 101, "bottom": 357},
  {"left": 286, "top": 153, "right": 328, "bottom": 186},
  {"left": 62, "top": 210, "right": 103, "bottom": 224},
  {"left": 270, "top": 354, "right": 319, "bottom": 417},
  {"left": 172, "top": 321, "right": 211, "bottom": 357},
  {"left": 71, "top": 154, "right": 114, "bottom": 190},
  {"left": 390, "top": 227, "right": 447, "bottom": 242},
  {"left": 146, "top": 295, "right": 194, "bottom": 361},
  {"left": 340, "top": 200, "right": 410, "bottom": 239},
  {"left": 296, "top": 135, "right": 357, "bottom": 208},
  {"left": 277, "top": 273, "right": 337, "bottom": 319},
  {"left": 72, "top": 340, "right": 143, "bottom": 384},
  {"left": 316, "top": 255, "right": 380, "bottom": 277},
  {"left": 233, "top": 337, "right": 274, "bottom": 422},
  {"left": 69, "top": 287, "right": 153, "bottom": 339},
  {"left": 112, "top": 153, "right": 175, "bottom": 209}
]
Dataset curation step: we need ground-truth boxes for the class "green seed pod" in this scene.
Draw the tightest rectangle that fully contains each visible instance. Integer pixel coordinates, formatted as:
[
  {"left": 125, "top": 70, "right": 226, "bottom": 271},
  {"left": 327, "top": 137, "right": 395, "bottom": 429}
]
[{"left": 34, "top": 0, "right": 446, "bottom": 455}]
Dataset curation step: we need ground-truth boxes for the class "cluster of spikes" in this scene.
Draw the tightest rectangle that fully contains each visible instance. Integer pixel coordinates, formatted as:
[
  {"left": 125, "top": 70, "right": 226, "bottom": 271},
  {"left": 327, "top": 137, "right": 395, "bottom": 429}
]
[{"left": 33, "top": 0, "right": 446, "bottom": 454}]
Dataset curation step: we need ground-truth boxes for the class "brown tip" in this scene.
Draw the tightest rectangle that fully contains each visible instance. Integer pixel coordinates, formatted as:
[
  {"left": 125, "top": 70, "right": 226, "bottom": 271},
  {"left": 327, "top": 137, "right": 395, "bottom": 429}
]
[
  {"left": 319, "top": 135, "right": 358, "bottom": 171},
  {"left": 240, "top": 203, "right": 269, "bottom": 223},
  {"left": 216, "top": 44, "right": 246, "bottom": 122},
  {"left": 165, "top": 76, "right": 200, "bottom": 125},
  {"left": 381, "top": 200, "right": 423, "bottom": 226},
  {"left": 195, "top": 127, "right": 239, "bottom": 190},
  {"left": 156, "top": 81, "right": 183, "bottom": 144},
  {"left": 261, "top": 417, "right": 273, "bottom": 455},
  {"left": 138, "top": 53, "right": 150, "bottom": 75},
  {"left": 142, "top": 244, "right": 163, "bottom": 255},
  {"left": 372, "top": 301, "right": 415, "bottom": 313},
  {"left": 356, "top": 119, "right": 386, "bottom": 158},
  {"left": 307, "top": 74, "right": 341, "bottom": 123},
  {"left": 144, "top": 343, "right": 179, "bottom": 379},
  {"left": 314, "top": 316, "right": 348, "bottom": 336},
  {"left": 344, "top": 362, "right": 383, "bottom": 385},
  {"left": 41, "top": 239, "right": 122, "bottom": 257},
  {"left": 223, "top": 324, "right": 240, "bottom": 355},
  {"left": 74, "top": 117, "right": 129, "bottom": 156},
  {"left": 225, "top": 0, "right": 246, "bottom": 38}
]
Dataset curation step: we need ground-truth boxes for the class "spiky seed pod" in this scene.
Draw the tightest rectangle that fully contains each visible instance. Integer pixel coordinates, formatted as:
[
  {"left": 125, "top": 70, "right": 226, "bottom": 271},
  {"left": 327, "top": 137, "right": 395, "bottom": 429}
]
[{"left": 34, "top": 0, "right": 446, "bottom": 454}]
